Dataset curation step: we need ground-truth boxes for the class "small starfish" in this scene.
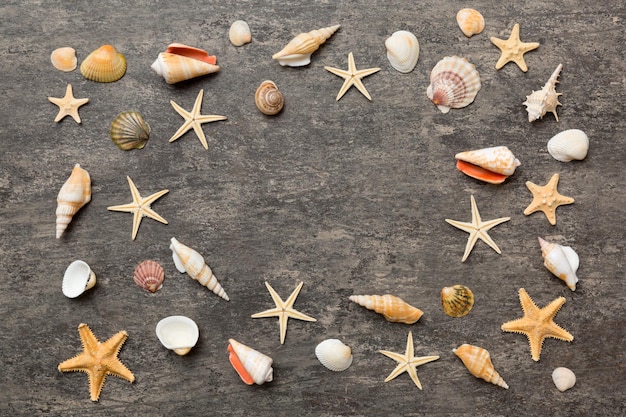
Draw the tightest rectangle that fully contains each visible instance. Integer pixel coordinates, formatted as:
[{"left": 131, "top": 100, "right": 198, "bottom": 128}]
[
  {"left": 58, "top": 323, "right": 135, "bottom": 401},
  {"left": 48, "top": 84, "right": 89, "bottom": 123},
  {"left": 251, "top": 281, "right": 317, "bottom": 344},
  {"left": 490, "top": 23, "right": 540, "bottom": 72},
  {"left": 501, "top": 288, "right": 573, "bottom": 361},
  {"left": 324, "top": 52, "right": 381, "bottom": 101},
  {"left": 379, "top": 331, "right": 439, "bottom": 389},
  {"left": 523, "top": 173, "right": 574, "bottom": 225},
  {"left": 107, "top": 176, "right": 169, "bottom": 240},
  {"left": 445, "top": 195, "right": 511, "bottom": 262},
  {"left": 169, "top": 89, "right": 227, "bottom": 150}
]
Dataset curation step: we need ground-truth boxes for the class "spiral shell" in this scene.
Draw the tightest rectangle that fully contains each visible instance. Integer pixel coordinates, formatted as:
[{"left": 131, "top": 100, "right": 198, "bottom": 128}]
[
  {"left": 228, "top": 338, "right": 273, "bottom": 385},
  {"left": 51, "top": 47, "right": 77, "bottom": 72},
  {"left": 156, "top": 316, "right": 199, "bottom": 355},
  {"left": 455, "top": 146, "right": 521, "bottom": 184},
  {"left": 552, "top": 367, "right": 576, "bottom": 392},
  {"left": 110, "top": 111, "right": 151, "bottom": 151},
  {"left": 384, "top": 30, "right": 419, "bottom": 73},
  {"left": 547, "top": 129, "right": 589, "bottom": 162},
  {"left": 80, "top": 44, "right": 126, "bottom": 83},
  {"left": 349, "top": 294, "right": 423, "bottom": 324},
  {"left": 133, "top": 260, "right": 164, "bottom": 293},
  {"left": 456, "top": 9, "right": 485, "bottom": 37},
  {"left": 229, "top": 20, "right": 252, "bottom": 46},
  {"left": 426, "top": 56, "right": 481, "bottom": 113},
  {"left": 523, "top": 64, "right": 563, "bottom": 122},
  {"left": 272, "top": 24, "right": 340, "bottom": 67},
  {"left": 315, "top": 339, "right": 353, "bottom": 372},
  {"left": 56, "top": 164, "right": 91, "bottom": 239},
  {"left": 441, "top": 285, "right": 474, "bottom": 317},
  {"left": 255, "top": 80, "right": 284, "bottom": 115},
  {"left": 538, "top": 237, "right": 579, "bottom": 291},
  {"left": 453, "top": 344, "right": 508, "bottom": 389}
]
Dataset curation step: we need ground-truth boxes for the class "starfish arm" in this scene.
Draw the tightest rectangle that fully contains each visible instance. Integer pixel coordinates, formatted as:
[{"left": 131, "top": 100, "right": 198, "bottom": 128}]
[
  {"left": 191, "top": 89, "right": 205, "bottom": 115},
  {"left": 379, "top": 349, "right": 408, "bottom": 363},
  {"left": 58, "top": 352, "right": 94, "bottom": 372},
  {"left": 78, "top": 323, "right": 100, "bottom": 352},
  {"left": 461, "top": 232, "right": 480, "bottom": 262},
  {"left": 278, "top": 313, "right": 288, "bottom": 344},
  {"left": 470, "top": 195, "right": 482, "bottom": 223},
  {"left": 347, "top": 52, "right": 357, "bottom": 72},
  {"left": 107, "top": 203, "right": 138, "bottom": 213},
  {"left": 407, "top": 366, "right": 422, "bottom": 389},
  {"left": 141, "top": 206, "right": 168, "bottom": 225},
  {"left": 355, "top": 67, "right": 381, "bottom": 78},
  {"left": 284, "top": 281, "right": 304, "bottom": 308},
  {"left": 352, "top": 78, "right": 372, "bottom": 101},
  {"left": 192, "top": 122, "right": 209, "bottom": 150},
  {"left": 262, "top": 281, "right": 286, "bottom": 308},
  {"left": 324, "top": 66, "right": 351, "bottom": 78},
  {"left": 142, "top": 189, "right": 169, "bottom": 207},
  {"left": 126, "top": 177, "right": 141, "bottom": 203},
  {"left": 445, "top": 219, "right": 476, "bottom": 234},
  {"left": 542, "top": 296, "right": 567, "bottom": 317},
  {"left": 476, "top": 230, "right": 503, "bottom": 254},
  {"left": 501, "top": 317, "right": 534, "bottom": 334},
  {"left": 382, "top": 363, "right": 409, "bottom": 383},
  {"left": 88, "top": 369, "right": 107, "bottom": 401},
  {"left": 170, "top": 100, "right": 192, "bottom": 120},
  {"left": 335, "top": 79, "right": 355, "bottom": 101},
  {"left": 168, "top": 119, "right": 194, "bottom": 143},
  {"left": 405, "top": 332, "right": 415, "bottom": 357},
  {"left": 195, "top": 115, "right": 228, "bottom": 124},
  {"left": 250, "top": 307, "right": 282, "bottom": 318},
  {"left": 131, "top": 210, "right": 143, "bottom": 240},
  {"left": 285, "top": 308, "right": 317, "bottom": 322},
  {"left": 544, "top": 321, "right": 574, "bottom": 342}
]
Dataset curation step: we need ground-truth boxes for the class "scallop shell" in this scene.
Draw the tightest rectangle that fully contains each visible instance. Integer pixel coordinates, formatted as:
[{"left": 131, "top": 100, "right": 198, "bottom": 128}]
[
  {"left": 547, "top": 129, "right": 589, "bottom": 162},
  {"left": 229, "top": 20, "right": 252, "bottom": 46},
  {"left": 255, "top": 80, "right": 284, "bottom": 115},
  {"left": 453, "top": 344, "right": 509, "bottom": 389},
  {"left": 156, "top": 315, "right": 199, "bottom": 355},
  {"left": 552, "top": 367, "right": 576, "bottom": 392},
  {"left": 51, "top": 47, "right": 77, "bottom": 72},
  {"left": 227, "top": 338, "right": 273, "bottom": 385},
  {"left": 441, "top": 285, "right": 474, "bottom": 317},
  {"left": 272, "top": 24, "right": 340, "bottom": 67},
  {"left": 62, "top": 260, "right": 96, "bottom": 298},
  {"left": 110, "top": 111, "right": 151, "bottom": 151},
  {"left": 523, "top": 63, "right": 563, "bottom": 122},
  {"left": 151, "top": 44, "right": 219, "bottom": 84},
  {"left": 80, "top": 44, "right": 126, "bottom": 83},
  {"left": 426, "top": 56, "right": 481, "bottom": 113},
  {"left": 385, "top": 30, "right": 419, "bottom": 73},
  {"left": 456, "top": 9, "right": 485, "bottom": 37},
  {"left": 56, "top": 164, "right": 91, "bottom": 239},
  {"left": 133, "top": 260, "right": 164, "bottom": 293},
  {"left": 538, "top": 237, "right": 579, "bottom": 291},
  {"left": 315, "top": 339, "right": 353, "bottom": 372},
  {"left": 455, "top": 146, "right": 521, "bottom": 184},
  {"left": 349, "top": 294, "right": 423, "bottom": 324}
]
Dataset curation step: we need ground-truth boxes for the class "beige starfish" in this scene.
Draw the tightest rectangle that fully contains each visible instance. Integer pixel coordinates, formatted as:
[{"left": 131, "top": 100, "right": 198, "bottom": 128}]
[
  {"left": 324, "top": 52, "right": 381, "bottom": 101},
  {"left": 107, "top": 176, "right": 169, "bottom": 240},
  {"left": 379, "top": 331, "right": 439, "bottom": 389},
  {"left": 501, "top": 288, "right": 573, "bottom": 361},
  {"left": 169, "top": 89, "right": 227, "bottom": 150},
  {"left": 48, "top": 84, "right": 89, "bottom": 123},
  {"left": 251, "top": 281, "right": 317, "bottom": 344},
  {"left": 490, "top": 23, "right": 540, "bottom": 72},
  {"left": 445, "top": 195, "right": 510, "bottom": 262},
  {"left": 523, "top": 173, "right": 574, "bottom": 225},
  {"left": 58, "top": 323, "right": 135, "bottom": 401}
]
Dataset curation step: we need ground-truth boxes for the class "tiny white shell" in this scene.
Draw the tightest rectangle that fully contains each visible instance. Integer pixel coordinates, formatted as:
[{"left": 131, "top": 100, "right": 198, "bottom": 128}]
[
  {"left": 62, "top": 260, "right": 96, "bottom": 298},
  {"left": 547, "top": 129, "right": 589, "bottom": 162},
  {"left": 315, "top": 339, "right": 353, "bottom": 372},
  {"left": 552, "top": 367, "right": 576, "bottom": 392},
  {"left": 156, "top": 315, "right": 199, "bottom": 355},
  {"left": 229, "top": 20, "right": 252, "bottom": 46},
  {"left": 385, "top": 30, "right": 419, "bottom": 73}
]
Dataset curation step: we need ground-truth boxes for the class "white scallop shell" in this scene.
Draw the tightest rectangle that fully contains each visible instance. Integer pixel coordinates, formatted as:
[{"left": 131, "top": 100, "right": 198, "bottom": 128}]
[
  {"left": 547, "top": 129, "right": 589, "bottom": 162},
  {"left": 62, "top": 260, "right": 96, "bottom": 298},
  {"left": 156, "top": 315, "right": 199, "bottom": 355},
  {"left": 385, "top": 30, "right": 419, "bottom": 73},
  {"left": 552, "top": 367, "right": 576, "bottom": 392},
  {"left": 315, "top": 339, "right": 353, "bottom": 372},
  {"left": 229, "top": 20, "right": 252, "bottom": 46},
  {"left": 427, "top": 56, "right": 481, "bottom": 113}
]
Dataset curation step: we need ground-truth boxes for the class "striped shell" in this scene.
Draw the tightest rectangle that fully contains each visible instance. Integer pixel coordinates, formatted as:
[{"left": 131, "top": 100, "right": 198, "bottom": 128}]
[
  {"left": 455, "top": 146, "right": 521, "bottom": 184},
  {"left": 349, "top": 294, "right": 423, "bottom": 324},
  {"left": 228, "top": 338, "right": 273, "bottom": 385},
  {"left": 255, "top": 80, "right": 284, "bottom": 115},
  {"left": 133, "top": 260, "right": 164, "bottom": 293},
  {"left": 315, "top": 339, "right": 353, "bottom": 372},
  {"left": 80, "top": 45, "right": 126, "bottom": 83},
  {"left": 426, "top": 56, "right": 481, "bottom": 113},
  {"left": 56, "top": 164, "right": 91, "bottom": 239},
  {"left": 151, "top": 44, "right": 219, "bottom": 84},
  {"left": 547, "top": 129, "right": 589, "bottom": 162},
  {"left": 441, "top": 285, "right": 474, "bottom": 317},
  {"left": 51, "top": 47, "right": 77, "bottom": 72},
  {"left": 110, "top": 111, "right": 151, "bottom": 151},
  {"left": 272, "top": 24, "right": 340, "bottom": 67},
  {"left": 456, "top": 9, "right": 485, "bottom": 37},
  {"left": 453, "top": 344, "right": 508, "bottom": 389},
  {"left": 385, "top": 30, "right": 419, "bottom": 73},
  {"left": 229, "top": 20, "right": 252, "bottom": 46}
]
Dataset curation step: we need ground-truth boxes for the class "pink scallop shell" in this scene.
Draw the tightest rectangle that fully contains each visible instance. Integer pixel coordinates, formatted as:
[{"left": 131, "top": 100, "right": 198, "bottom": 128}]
[{"left": 133, "top": 260, "right": 164, "bottom": 293}]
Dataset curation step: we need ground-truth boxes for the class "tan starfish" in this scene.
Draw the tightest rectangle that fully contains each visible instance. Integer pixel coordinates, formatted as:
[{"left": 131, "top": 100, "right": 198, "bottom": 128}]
[
  {"left": 58, "top": 323, "right": 135, "bottom": 401},
  {"left": 490, "top": 23, "right": 540, "bottom": 72},
  {"left": 379, "top": 331, "right": 439, "bottom": 389},
  {"left": 523, "top": 173, "right": 574, "bottom": 225},
  {"left": 251, "top": 281, "right": 317, "bottom": 344},
  {"left": 107, "top": 176, "right": 169, "bottom": 240},
  {"left": 168, "top": 89, "right": 227, "bottom": 150},
  {"left": 48, "top": 84, "right": 89, "bottom": 123},
  {"left": 324, "top": 52, "right": 381, "bottom": 101},
  {"left": 445, "top": 195, "right": 510, "bottom": 262},
  {"left": 501, "top": 288, "right": 573, "bottom": 361}
]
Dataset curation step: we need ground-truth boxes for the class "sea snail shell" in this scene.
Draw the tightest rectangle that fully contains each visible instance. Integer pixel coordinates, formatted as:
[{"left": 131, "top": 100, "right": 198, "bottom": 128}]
[{"left": 255, "top": 80, "right": 284, "bottom": 115}]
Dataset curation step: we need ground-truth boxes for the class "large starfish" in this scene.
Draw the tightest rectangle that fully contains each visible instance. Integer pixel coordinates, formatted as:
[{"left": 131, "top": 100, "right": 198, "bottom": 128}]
[
  {"left": 58, "top": 323, "right": 135, "bottom": 401},
  {"left": 107, "top": 176, "right": 169, "bottom": 240},
  {"left": 445, "top": 195, "right": 510, "bottom": 262},
  {"left": 251, "top": 281, "right": 317, "bottom": 344},
  {"left": 48, "top": 84, "right": 89, "bottom": 123},
  {"left": 168, "top": 89, "right": 227, "bottom": 150},
  {"left": 379, "top": 331, "right": 439, "bottom": 389},
  {"left": 490, "top": 23, "right": 540, "bottom": 72},
  {"left": 324, "top": 52, "right": 381, "bottom": 101},
  {"left": 501, "top": 288, "right": 573, "bottom": 361},
  {"left": 523, "top": 173, "right": 574, "bottom": 225}
]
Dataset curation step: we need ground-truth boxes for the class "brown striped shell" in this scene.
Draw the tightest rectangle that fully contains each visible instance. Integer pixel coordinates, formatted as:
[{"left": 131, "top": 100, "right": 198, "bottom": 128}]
[
  {"left": 133, "top": 260, "right": 164, "bottom": 293},
  {"left": 426, "top": 56, "right": 481, "bottom": 113},
  {"left": 80, "top": 44, "right": 126, "bottom": 82},
  {"left": 255, "top": 80, "right": 284, "bottom": 115},
  {"left": 110, "top": 112, "right": 151, "bottom": 151},
  {"left": 441, "top": 285, "right": 474, "bottom": 317}
]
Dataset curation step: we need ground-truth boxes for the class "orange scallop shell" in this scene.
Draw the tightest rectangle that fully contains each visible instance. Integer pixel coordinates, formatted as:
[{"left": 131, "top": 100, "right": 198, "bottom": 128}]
[{"left": 133, "top": 260, "right": 164, "bottom": 293}]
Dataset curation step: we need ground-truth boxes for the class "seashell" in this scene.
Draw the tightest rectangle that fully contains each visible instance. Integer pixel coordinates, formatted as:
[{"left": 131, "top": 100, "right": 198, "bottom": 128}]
[
  {"left": 156, "top": 315, "right": 199, "bottom": 355},
  {"left": 441, "top": 285, "right": 474, "bottom": 317},
  {"left": 110, "top": 111, "right": 151, "bottom": 151},
  {"left": 151, "top": 43, "right": 219, "bottom": 84},
  {"left": 315, "top": 339, "right": 353, "bottom": 372},
  {"left": 384, "top": 30, "right": 420, "bottom": 74},
  {"left": 56, "top": 164, "right": 91, "bottom": 239},
  {"left": 62, "top": 260, "right": 96, "bottom": 298},
  {"left": 455, "top": 146, "right": 521, "bottom": 184},
  {"left": 547, "top": 129, "right": 589, "bottom": 162},
  {"left": 456, "top": 9, "right": 485, "bottom": 37},
  {"left": 426, "top": 56, "right": 481, "bottom": 113},
  {"left": 133, "top": 260, "right": 164, "bottom": 293},
  {"left": 169, "top": 237, "right": 229, "bottom": 301},
  {"left": 80, "top": 44, "right": 126, "bottom": 83},
  {"left": 453, "top": 344, "right": 509, "bottom": 389},
  {"left": 255, "top": 80, "right": 284, "bottom": 115},
  {"left": 227, "top": 338, "right": 273, "bottom": 385},
  {"left": 349, "top": 294, "right": 423, "bottom": 324},
  {"left": 523, "top": 63, "right": 563, "bottom": 122},
  {"left": 229, "top": 20, "right": 252, "bottom": 46},
  {"left": 552, "top": 367, "right": 576, "bottom": 392},
  {"left": 51, "top": 47, "right": 77, "bottom": 72},
  {"left": 272, "top": 24, "right": 340, "bottom": 67},
  {"left": 538, "top": 237, "right": 579, "bottom": 291}
]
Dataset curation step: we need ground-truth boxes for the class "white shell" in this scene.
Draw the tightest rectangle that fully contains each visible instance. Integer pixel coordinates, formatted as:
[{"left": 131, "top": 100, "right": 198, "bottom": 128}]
[
  {"left": 228, "top": 338, "right": 274, "bottom": 385},
  {"left": 62, "top": 260, "right": 96, "bottom": 298},
  {"left": 456, "top": 9, "right": 485, "bottom": 37},
  {"left": 552, "top": 367, "right": 576, "bottom": 392},
  {"left": 229, "top": 20, "right": 252, "bottom": 46},
  {"left": 385, "top": 30, "right": 419, "bottom": 73},
  {"left": 156, "top": 315, "right": 199, "bottom": 355},
  {"left": 538, "top": 237, "right": 579, "bottom": 291},
  {"left": 547, "top": 129, "right": 589, "bottom": 162},
  {"left": 524, "top": 64, "right": 563, "bottom": 122},
  {"left": 315, "top": 339, "right": 353, "bottom": 372},
  {"left": 426, "top": 56, "right": 481, "bottom": 113}
]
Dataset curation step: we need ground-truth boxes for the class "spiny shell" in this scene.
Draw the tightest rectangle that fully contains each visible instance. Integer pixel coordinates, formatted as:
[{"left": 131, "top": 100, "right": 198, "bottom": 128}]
[
  {"left": 455, "top": 146, "right": 521, "bottom": 184},
  {"left": 547, "top": 129, "right": 589, "bottom": 162},
  {"left": 384, "top": 30, "right": 419, "bottom": 73},
  {"left": 538, "top": 237, "right": 579, "bottom": 291},
  {"left": 349, "top": 294, "right": 423, "bottom": 324},
  {"left": 524, "top": 64, "right": 563, "bottom": 122},
  {"left": 456, "top": 9, "right": 485, "bottom": 37},
  {"left": 426, "top": 56, "right": 481, "bottom": 113},
  {"left": 272, "top": 24, "right": 340, "bottom": 67},
  {"left": 228, "top": 338, "right": 273, "bottom": 385},
  {"left": 453, "top": 344, "right": 509, "bottom": 389},
  {"left": 133, "top": 260, "right": 164, "bottom": 293},
  {"left": 80, "top": 44, "right": 126, "bottom": 83},
  {"left": 62, "top": 260, "right": 96, "bottom": 298},
  {"left": 110, "top": 111, "right": 151, "bottom": 151},
  {"left": 151, "top": 44, "right": 219, "bottom": 84},
  {"left": 51, "top": 47, "right": 77, "bottom": 72},
  {"left": 255, "top": 80, "right": 284, "bottom": 115},
  {"left": 156, "top": 316, "right": 199, "bottom": 355},
  {"left": 56, "top": 164, "right": 91, "bottom": 239},
  {"left": 229, "top": 20, "right": 252, "bottom": 46},
  {"left": 441, "top": 285, "right": 474, "bottom": 317},
  {"left": 552, "top": 367, "right": 576, "bottom": 392},
  {"left": 315, "top": 339, "right": 353, "bottom": 372}
]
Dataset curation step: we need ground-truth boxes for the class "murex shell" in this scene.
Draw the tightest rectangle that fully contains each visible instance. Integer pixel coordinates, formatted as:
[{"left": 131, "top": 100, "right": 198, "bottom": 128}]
[
  {"left": 552, "top": 367, "right": 576, "bottom": 392},
  {"left": 385, "top": 30, "right": 419, "bottom": 73},
  {"left": 229, "top": 20, "right": 252, "bottom": 46},
  {"left": 51, "top": 47, "right": 77, "bottom": 72},
  {"left": 255, "top": 80, "right": 284, "bottom": 115},
  {"left": 80, "top": 45, "right": 126, "bottom": 83},
  {"left": 133, "top": 260, "right": 164, "bottom": 293},
  {"left": 427, "top": 56, "right": 481, "bottom": 113},
  {"left": 456, "top": 9, "right": 485, "bottom": 37},
  {"left": 272, "top": 24, "right": 340, "bottom": 67},
  {"left": 62, "top": 260, "right": 96, "bottom": 298},
  {"left": 455, "top": 146, "right": 521, "bottom": 184},
  {"left": 349, "top": 294, "right": 423, "bottom": 324},
  {"left": 56, "top": 164, "right": 91, "bottom": 239},
  {"left": 547, "top": 129, "right": 589, "bottom": 162},
  {"left": 315, "top": 339, "right": 353, "bottom": 372},
  {"left": 441, "top": 285, "right": 474, "bottom": 317},
  {"left": 538, "top": 237, "right": 579, "bottom": 291},
  {"left": 524, "top": 63, "right": 563, "bottom": 122},
  {"left": 110, "top": 111, "right": 151, "bottom": 151},
  {"left": 156, "top": 315, "right": 199, "bottom": 355},
  {"left": 228, "top": 338, "right": 273, "bottom": 385},
  {"left": 453, "top": 344, "right": 509, "bottom": 389},
  {"left": 151, "top": 43, "right": 219, "bottom": 84}
]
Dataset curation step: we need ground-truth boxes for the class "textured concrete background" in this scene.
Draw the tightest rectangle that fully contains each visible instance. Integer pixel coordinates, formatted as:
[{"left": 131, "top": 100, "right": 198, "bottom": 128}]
[{"left": 1, "top": 0, "right": 624, "bottom": 416}]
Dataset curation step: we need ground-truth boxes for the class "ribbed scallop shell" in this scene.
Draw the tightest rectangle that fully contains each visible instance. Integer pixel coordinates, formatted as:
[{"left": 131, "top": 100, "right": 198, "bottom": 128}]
[
  {"left": 110, "top": 111, "right": 151, "bottom": 151},
  {"left": 547, "top": 129, "right": 589, "bottom": 162},
  {"left": 538, "top": 237, "right": 579, "bottom": 291},
  {"left": 455, "top": 146, "right": 521, "bottom": 184},
  {"left": 315, "top": 339, "right": 353, "bottom": 372},
  {"left": 156, "top": 315, "right": 199, "bottom": 355},
  {"left": 228, "top": 338, "right": 273, "bottom": 385},
  {"left": 272, "top": 24, "right": 340, "bottom": 67},
  {"left": 456, "top": 9, "right": 485, "bottom": 37},
  {"left": 426, "top": 56, "right": 481, "bottom": 113},
  {"left": 51, "top": 47, "right": 77, "bottom": 72},
  {"left": 229, "top": 20, "right": 252, "bottom": 46},
  {"left": 255, "top": 80, "right": 284, "bottom": 115},
  {"left": 552, "top": 367, "right": 576, "bottom": 392},
  {"left": 349, "top": 294, "right": 423, "bottom": 324},
  {"left": 80, "top": 45, "right": 126, "bottom": 83},
  {"left": 133, "top": 260, "right": 164, "bottom": 293},
  {"left": 523, "top": 64, "right": 563, "bottom": 122},
  {"left": 453, "top": 344, "right": 509, "bottom": 389},
  {"left": 56, "top": 164, "right": 91, "bottom": 239},
  {"left": 385, "top": 30, "right": 419, "bottom": 73},
  {"left": 441, "top": 285, "right": 474, "bottom": 317}
]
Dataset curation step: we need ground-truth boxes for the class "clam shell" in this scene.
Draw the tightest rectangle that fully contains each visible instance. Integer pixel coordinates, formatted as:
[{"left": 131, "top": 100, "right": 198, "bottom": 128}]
[
  {"left": 456, "top": 9, "right": 485, "bottom": 37},
  {"left": 228, "top": 339, "right": 273, "bottom": 385},
  {"left": 426, "top": 56, "right": 481, "bottom": 113},
  {"left": 349, "top": 294, "right": 423, "bottom": 324},
  {"left": 315, "top": 339, "right": 353, "bottom": 372},
  {"left": 56, "top": 164, "right": 91, "bottom": 239},
  {"left": 62, "top": 260, "right": 96, "bottom": 298},
  {"left": 80, "top": 44, "right": 126, "bottom": 83},
  {"left": 441, "top": 285, "right": 474, "bottom": 317},
  {"left": 538, "top": 237, "right": 579, "bottom": 291},
  {"left": 51, "top": 47, "right": 77, "bottom": 72},
  {"left": 552, "top": 367, "right": 576, "bottom": 392},
  {"left": 110, "top": 111, "right": 151, "bottom": 151},
  {"left": 133, "top": 260, "right": 164, "bottom": 293},
  {"left": 229, "top": 20, "right": 252, "bottom": 46},
  {"left": 453, "top": 344, "right": 508, "bottom": 389},
  {"left": 455, "top": 146, "right": 521, "bottom": 184},
  {"left": 255, "top": 80, "right": 284, "bottom": 115},
  {"left": 385, "top": 30, "right": 419, "bottom": 73},
  {"left": 151, "top": 52, "right": 219, "bottom": 84},
  {"left": 156, "top": 315, "right": 199, "bottom": 355},
  {"left": 547, "top": 129, "right": 589, "bottom": 162},
  {"left": 272, "top": 24, "right": 340, "bottom": 67}
]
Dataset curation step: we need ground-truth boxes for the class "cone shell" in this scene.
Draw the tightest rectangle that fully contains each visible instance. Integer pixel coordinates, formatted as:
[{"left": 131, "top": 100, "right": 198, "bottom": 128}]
[
  {"left": 169, "top": 237, "right": 229, "bottom": 300},
  {"left": 349, "top": 294, "right": 423, "bottom": 324},
  {"left": 156, "top": 316, "right": 199, "bottom": 355},
  {"left": 151, "top": 51, "right": 219, "bottom": 84},
  {"left": 427, "top": 56, "right": 481, "bottom": 113},
  {"left": 315, "top": 339, "right": 353, "bottom": 372},
  {"left": 51, "top": 47, "right": 77, "bottom": 72},
  {"left": 228, "top": 338, "right": 273, "bottom": 385},
  {"left": 455, "top": 146, "right": 521, "bottom": 184},
  {"left": 164, "top": 43, "right": 217, "bottom": 64},
  {"left": 110, "top": 111, "right": 151, "bottom": 151},
  {"left": 538, "top": 237, "right": 579, "bottom": 291},
  {"left": 385, "top": 30, "right": 419, "bottom": 73},
  {"left": 456, "top": 9, "right": 485, "bottom": 37},
  {"left": 56, "top": 164, "right": 91, "bottom": 239},
  {"left": 62, "top": 260, "right": 96, "bottom": 298},
  {"left": 523, "top": 64, "right": 563, "bottom": 122},
  {"left": 453, "top": 344, "right": 509, "bottom": 389},
  {"left": 133, "top": 260, "right": 164, "bottom": 293},
  {"left": 229, "top": 20, "right": 252, "bottom": 46},
  {"left": 80, "top": 44, "right": 126, "bottom": 83},
  {"left": 441, "top": 285, "right": 474, "bottom": 317},
  {"left": 547, "top": 129, "right": 589, "bottom": 162},
  {"left": 272, "top": 24, "right": 340, "bottom": 67},
  {"left": 552, "top": 367, "right": 576, "bottom": 392},
  {"left": 255, "top": 80, "right": 284, "bottom": 115}
]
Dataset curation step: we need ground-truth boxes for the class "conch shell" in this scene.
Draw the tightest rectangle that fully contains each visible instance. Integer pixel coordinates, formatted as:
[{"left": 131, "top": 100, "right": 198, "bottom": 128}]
[
  {"left": 384, "top": 30, "right": 419, "bottom": 73},
  {"left": 272, "top": 24, "right": 340, "bottom": 67},
  {"left": 427, "top": 56, "right": 481, "bottom": 113},
  {"left": 228, "top": 338, "right": 273, "bottom": 385},
  {"left": 455, "top": 146, "right": 521, "bottom": 184},
  {"left": 229, "top": 20, "right": 252, "bottom": 46},
  {"left": 349, "top": 294, "right": 423, "bottom": 324},
  {"left": 523, "top": 63, "right": 563, "bottom": 122},
  {"left": 51, "top": 47, "right": 77, "bottom": 72},
  {"left": 453, "top": 344, "right": 509, "bottom": 389},
  {"left": 547, "top": 129, "right": 589, "bottom": 162},
  {"left": 56, "top": 164, "right": 91, "bottom": 239},
  {"left": 80, "top": 45, "right": 126, "bottom": 83},
  {"left": 552, "top": 367, "right": 576, "bottom": 392},
  {"left": 456, "top": 9, "right": 485, "bottom": 37},
  {"left": 315, "top": 339, "right": 353, "bottom": 372},
  {"left": 151, "top": 43, "right": 219, "bottom": 84},
  {"left": 255, "top": 80, "right": 284, "bottom": 115},
  {"left": 538, "top": 237, "right": 579, "bottom": 291},
  {"left": 441, "top": 285, "right": 474, "bottom": 317}
]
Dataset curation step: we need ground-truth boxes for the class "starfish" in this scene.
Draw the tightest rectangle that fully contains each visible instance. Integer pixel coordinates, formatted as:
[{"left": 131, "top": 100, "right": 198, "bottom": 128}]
[
  {"left": 501, "top": 288, "right": 573, "bottom": 361},
  {"left": 445, "top": 195, "right": 510, "bottom": 262},
  {"left": 251, "top": 281, "right": 317, "bottom": 344},
  {"left": 48, "top": 84, "right": 89, "bottom": 123},
  {"left": 523, "top": 173, "right": 574, "bottom": 225},
  {"left": 107, "top": 176, "right": 169, "bottom": 240},
  {"left": 168, "top": 89, "right": 227, "bottom": 150},
  {"left": 379, "top": 331, "right": 439, "bottom": 389},
  {"left": 58, "top": 323, "right": 135, "bottom": 401},
  {"left": 490, "top": 23, "right": 540, "bottom": 72},
  {"left": 324, "top": 52, "right": 381, "bottom": 101}
]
